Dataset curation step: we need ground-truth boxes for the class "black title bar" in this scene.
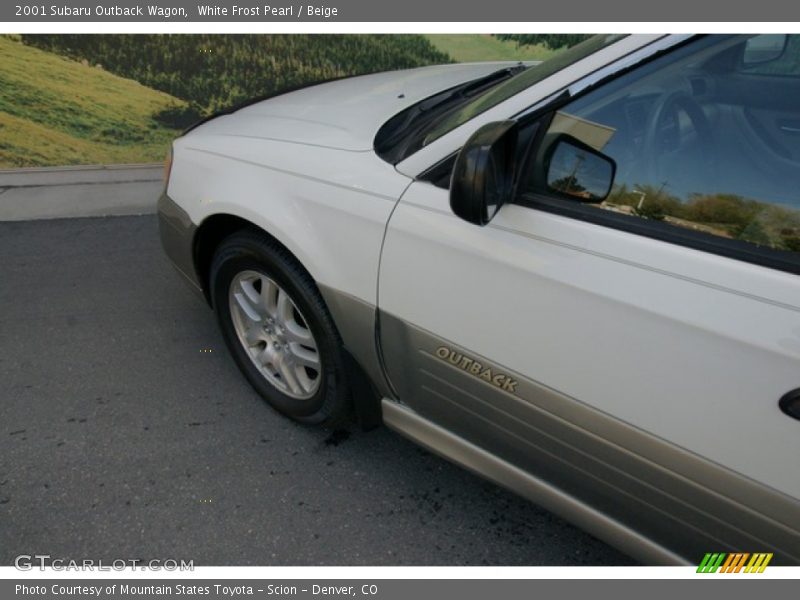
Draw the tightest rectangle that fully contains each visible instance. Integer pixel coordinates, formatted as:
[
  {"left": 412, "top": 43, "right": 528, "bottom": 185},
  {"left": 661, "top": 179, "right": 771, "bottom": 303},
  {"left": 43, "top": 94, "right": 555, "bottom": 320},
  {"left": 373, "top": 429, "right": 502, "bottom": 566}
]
[{"left": 4, "top": 0, "right": 800, "bottom": 22}]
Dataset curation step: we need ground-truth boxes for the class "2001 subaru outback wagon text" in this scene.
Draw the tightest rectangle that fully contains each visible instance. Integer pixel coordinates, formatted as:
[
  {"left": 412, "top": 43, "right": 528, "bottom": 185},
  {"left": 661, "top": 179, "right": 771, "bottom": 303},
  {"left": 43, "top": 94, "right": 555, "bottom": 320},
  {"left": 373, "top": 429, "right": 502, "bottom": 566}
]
[{"left": 159, "top": 34, "right": 800, "bottom": 565}]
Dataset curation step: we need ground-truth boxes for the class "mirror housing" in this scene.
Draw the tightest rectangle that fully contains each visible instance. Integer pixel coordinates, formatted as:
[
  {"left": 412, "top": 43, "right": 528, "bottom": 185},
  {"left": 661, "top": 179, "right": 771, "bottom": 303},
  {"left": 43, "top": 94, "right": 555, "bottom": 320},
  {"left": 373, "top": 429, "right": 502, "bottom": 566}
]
[
  {"left": 545, "top": 135, "right": 616, "bottom": 203},
  {"left": 742, "top": 34, "right": 789, "bottom": 66},
  {"left": 450, "top": 120, "right": 517, "bottom": 226}
]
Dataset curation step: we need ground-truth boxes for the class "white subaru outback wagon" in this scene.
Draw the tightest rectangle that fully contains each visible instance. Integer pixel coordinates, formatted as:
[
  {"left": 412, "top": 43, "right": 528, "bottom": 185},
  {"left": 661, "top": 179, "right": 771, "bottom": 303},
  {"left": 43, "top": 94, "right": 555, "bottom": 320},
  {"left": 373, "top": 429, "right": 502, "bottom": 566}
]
[{"left": 159, "top": 34, "right": 800, "bottom": 565}]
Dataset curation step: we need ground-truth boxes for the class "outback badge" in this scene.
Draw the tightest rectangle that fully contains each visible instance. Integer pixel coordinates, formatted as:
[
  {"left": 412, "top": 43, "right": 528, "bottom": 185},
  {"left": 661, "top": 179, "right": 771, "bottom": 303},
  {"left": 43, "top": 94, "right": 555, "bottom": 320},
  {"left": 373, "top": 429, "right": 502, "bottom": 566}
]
[{"left": 435, "top": 346, "right": 518, "bottom": 394}]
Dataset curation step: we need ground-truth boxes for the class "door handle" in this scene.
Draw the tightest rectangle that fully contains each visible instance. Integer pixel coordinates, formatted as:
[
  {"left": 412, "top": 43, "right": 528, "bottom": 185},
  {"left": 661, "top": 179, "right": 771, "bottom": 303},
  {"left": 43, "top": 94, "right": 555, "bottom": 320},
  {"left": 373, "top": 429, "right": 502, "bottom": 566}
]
[
  {"left": 778, "top": 120, "right": 800, "bottom": 134},
  {"left": 779, "top": 389, "right": 800, "bottom": 421}
]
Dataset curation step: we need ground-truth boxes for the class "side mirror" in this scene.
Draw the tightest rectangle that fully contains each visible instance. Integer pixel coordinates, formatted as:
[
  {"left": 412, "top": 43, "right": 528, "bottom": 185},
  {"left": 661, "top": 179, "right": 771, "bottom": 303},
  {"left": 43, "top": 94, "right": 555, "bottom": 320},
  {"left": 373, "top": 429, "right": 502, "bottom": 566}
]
[
  {"left": 450, "top": 121, "right": 517, "bottom": 226},
  {"left": 545, "top": 135, "right": 615, "bottom": 203}
]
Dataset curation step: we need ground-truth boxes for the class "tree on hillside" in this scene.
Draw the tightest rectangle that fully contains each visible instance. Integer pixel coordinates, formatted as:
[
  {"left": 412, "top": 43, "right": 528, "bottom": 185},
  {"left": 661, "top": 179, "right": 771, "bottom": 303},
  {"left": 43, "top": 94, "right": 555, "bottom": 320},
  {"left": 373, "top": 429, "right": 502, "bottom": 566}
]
[
  {"left": 494, "top": 35, "right": 593, "bottom": 50},
  {"left": 20, "top": 34, "right": 452, "bottom": 118}
]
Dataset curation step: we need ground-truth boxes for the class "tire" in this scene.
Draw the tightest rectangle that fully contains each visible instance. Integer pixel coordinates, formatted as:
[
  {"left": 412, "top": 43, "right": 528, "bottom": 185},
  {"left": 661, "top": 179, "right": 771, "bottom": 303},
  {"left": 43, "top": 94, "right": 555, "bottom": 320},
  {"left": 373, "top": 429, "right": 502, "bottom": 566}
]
[{"left": 209, "top": 229, "right": 351, "bottom": 427}]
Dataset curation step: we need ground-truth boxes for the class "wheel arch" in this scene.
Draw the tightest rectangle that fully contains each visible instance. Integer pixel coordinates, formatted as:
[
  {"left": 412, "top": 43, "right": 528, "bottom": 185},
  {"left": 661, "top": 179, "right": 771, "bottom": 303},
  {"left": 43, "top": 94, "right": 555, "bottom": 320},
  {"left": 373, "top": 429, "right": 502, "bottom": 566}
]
[
  {"left": 194, "top": 213, "right": 265, "bottom": 306},
  {"left": 193, "top": 211, "right": 384, "bottom": 428}
]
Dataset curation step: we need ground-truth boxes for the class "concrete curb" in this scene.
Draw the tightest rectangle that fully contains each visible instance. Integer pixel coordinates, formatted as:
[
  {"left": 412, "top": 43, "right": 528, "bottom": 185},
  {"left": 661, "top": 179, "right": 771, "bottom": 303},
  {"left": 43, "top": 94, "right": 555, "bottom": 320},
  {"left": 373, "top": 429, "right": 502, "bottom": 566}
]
[
  {"left": 0, "top": 163, "right": 163, "bottom": 187},
  {"left": 0, "top": 164, "right": 163, "bottom": 221}
]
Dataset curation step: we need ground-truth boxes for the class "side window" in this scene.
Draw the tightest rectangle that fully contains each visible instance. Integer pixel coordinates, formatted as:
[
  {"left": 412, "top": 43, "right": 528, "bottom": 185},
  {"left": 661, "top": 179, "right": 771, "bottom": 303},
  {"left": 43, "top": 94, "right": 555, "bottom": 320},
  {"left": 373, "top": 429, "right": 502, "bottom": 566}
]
[{"left": 519, "top": 35, "right": 800, "bottom": 263}]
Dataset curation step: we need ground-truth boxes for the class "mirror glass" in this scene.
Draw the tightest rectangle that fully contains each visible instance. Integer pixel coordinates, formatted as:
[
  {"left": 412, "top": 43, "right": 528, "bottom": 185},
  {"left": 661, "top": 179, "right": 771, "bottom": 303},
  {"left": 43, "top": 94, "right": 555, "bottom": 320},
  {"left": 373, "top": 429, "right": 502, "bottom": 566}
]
[
  {"left": 743, "top": 34, "right": 788, "bottom": 65},
  {"left": 546, "top": 139, "right": 614, "bottom": 202}
]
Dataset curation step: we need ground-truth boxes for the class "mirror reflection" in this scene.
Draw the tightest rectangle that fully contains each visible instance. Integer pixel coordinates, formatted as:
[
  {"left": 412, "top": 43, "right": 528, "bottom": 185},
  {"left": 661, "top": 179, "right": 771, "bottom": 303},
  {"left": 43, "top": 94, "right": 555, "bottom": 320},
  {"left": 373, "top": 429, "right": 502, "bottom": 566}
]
[{"left": 547, "top": 138, "right": 615, "bottom": 202}]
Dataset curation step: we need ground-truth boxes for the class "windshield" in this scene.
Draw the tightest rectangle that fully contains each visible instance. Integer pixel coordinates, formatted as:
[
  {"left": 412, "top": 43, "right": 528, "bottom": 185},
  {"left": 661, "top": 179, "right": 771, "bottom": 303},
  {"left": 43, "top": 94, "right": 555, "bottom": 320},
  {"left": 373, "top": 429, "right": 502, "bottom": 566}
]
[{"left": 374, "top": 34, "right": 627, "bottom": 164}]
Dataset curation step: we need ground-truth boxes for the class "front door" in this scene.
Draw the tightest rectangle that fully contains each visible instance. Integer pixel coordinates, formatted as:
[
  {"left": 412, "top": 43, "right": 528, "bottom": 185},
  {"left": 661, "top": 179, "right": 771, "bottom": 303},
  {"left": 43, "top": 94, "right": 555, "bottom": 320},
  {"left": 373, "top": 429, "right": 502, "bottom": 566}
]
[{"left": 378, "top": 35, "right": 800, "bottom": 562}]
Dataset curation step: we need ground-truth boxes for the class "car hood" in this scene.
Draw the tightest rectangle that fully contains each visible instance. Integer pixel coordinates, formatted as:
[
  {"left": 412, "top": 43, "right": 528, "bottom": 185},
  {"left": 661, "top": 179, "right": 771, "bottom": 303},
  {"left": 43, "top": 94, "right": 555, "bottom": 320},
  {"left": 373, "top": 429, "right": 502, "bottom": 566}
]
[{"left": 187, "top": 62, "right": 529, "bottom": 152}]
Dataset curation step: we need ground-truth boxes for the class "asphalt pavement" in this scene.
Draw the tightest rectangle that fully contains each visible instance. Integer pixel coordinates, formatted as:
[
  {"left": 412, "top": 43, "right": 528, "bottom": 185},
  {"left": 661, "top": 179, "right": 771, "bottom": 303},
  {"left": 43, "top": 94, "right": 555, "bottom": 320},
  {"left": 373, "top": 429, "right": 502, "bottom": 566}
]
[{"left": 0, "top": 213, "right": 635, "bottom": 566}]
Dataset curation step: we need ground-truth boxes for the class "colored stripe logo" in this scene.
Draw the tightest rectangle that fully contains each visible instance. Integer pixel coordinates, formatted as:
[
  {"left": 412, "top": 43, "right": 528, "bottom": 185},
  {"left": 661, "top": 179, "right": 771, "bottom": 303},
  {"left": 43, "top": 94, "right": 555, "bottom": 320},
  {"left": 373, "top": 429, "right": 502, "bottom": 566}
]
[{"left": 697, "top": 552, "right": 773, "bottom": 573}]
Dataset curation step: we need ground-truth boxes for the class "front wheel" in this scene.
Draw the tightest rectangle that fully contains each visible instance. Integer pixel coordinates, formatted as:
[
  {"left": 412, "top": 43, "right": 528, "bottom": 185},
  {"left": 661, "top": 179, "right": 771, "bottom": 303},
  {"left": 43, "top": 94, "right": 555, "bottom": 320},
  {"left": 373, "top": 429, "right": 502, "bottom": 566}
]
[{"left": 210, "top": 230, "right": 351, "bottom": 426}]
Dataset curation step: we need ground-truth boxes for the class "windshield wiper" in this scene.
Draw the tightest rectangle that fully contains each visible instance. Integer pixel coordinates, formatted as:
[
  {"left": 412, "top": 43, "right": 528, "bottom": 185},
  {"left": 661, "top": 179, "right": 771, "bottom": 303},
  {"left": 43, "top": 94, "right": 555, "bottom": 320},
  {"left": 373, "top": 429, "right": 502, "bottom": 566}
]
[{"left": 374, "top": 64, "right": 529, "bottom": 163}]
